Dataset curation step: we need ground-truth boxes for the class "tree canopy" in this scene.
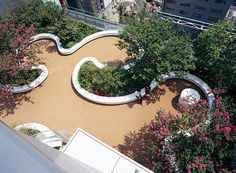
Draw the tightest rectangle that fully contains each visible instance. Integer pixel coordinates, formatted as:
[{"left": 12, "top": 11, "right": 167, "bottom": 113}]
[
  {"left": 118, "top": 14, "right": 196, "bottom": 87},
  {"left": 194, "top": 21, "right": 236, "bottom": 99}
]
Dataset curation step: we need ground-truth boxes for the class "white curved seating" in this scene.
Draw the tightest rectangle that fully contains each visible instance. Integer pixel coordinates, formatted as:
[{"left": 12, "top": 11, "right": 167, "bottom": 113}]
[
  {"left": 72, "top": 57, "right": 215, "bottom": 108},
  {"left": 8, "top": 65, "right": 48, "bottom": 94},
  {"left": 15, "top": 123, "right": 62, "bottom": 148},
  {"left": 31, "top": 30, "right": 119, "bottom": 55}
]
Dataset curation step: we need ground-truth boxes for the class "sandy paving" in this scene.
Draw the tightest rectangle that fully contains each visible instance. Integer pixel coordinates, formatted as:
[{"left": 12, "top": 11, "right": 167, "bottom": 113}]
[{"left": 0, "top": 36, "right": 204, "bottom": 147}]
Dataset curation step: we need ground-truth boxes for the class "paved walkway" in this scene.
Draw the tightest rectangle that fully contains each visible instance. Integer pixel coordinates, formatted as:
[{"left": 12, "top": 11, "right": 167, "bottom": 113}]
[{"left": 0, "top": 36, "right": 203, "bottom": 146}]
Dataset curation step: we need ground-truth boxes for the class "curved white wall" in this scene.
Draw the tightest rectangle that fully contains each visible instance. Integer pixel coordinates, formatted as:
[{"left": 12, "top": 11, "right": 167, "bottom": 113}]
[
  {"left": 3, "top": 30, "right": 119, "bottom": 94},
  {"left": 31, "top": 30, "right": 119, "bottom": 55},
  {"left": 9, "top": 65, "right": 48, "bottom": 94},
  {"left": 72, "top": 57, "right": 215, "bottom": 108}
]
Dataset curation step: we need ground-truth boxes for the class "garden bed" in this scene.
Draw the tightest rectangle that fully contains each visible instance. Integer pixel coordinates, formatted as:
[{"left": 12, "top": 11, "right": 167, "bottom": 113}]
[
  {"left": 78, "top": 61, "right": 136, "bottom": 96},
  {"left": 0, "top": 69, "right": 41, "bottom": 86},
  {"left": 0, "top": 65, "right": 48, "bottom": 93},
  {"left": 74, "top": 57, "right": 215, "bottom": 105},
  {"left": 19, "top": 127, "right": 40, "bottom": 137}
]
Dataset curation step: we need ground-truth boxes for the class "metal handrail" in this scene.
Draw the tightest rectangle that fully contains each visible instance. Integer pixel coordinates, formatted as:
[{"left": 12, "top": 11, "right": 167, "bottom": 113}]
[
  {"left": 67, "top": 8, "right": 124, "bottom": 30},
  {"left": 154, "top": 11, "right": 213, "bottom": 30},
  {"left": 66, "top": 6, "right": 236, "bottom": 33},
  {"left": 67, "top": 6, "right": 95, "bottom": 16}
]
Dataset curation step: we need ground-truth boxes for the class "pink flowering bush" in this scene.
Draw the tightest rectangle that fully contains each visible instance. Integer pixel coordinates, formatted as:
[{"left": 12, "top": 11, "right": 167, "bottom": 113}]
[
  {"left": 147, "top": 93, "right": 236, "bottom": 172},
  {"left": 0, "top": 19, "right": 40, "bottom": 88}
]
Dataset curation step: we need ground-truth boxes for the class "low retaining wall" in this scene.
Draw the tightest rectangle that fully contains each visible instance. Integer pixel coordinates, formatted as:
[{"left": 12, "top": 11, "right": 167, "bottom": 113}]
[
  {"left": 72, "top": 57, "right": 215, "bottom": 108},
  {"left": 31, "top": 30, "right": 119, "bottom": 55},
  {"left": 3, "top": 30, "right": 119, "bottom": 94},
  {"left": 9, "top": 65, "right": 48, "bottom": 94}
]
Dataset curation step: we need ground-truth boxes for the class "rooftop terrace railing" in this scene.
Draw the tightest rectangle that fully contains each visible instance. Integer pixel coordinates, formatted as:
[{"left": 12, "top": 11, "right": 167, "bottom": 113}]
[
  {"left": 154, "top": 11, "right": 213, "bottom": 30},
  {"left": 67, "top": 6, "right": 236, "bottom": 34},
  {"left": 67, "top": 6, "right": 124, "bottom": 31}
]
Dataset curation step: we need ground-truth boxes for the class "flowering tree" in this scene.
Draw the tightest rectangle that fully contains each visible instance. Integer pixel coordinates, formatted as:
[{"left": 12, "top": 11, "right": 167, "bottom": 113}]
[
  {"left": 152, "top": 94, "right": 235, "bottom": 172},
  {"left": 118, "top": 14, "right": 196, "bottom": 88},
  {"left": 118, "top": 92, "right": 236, "bottom": 172},
  {"left": 0, "top": 19, "right": 39, "bottom": 116},
  {"left": 0, "top": 19, "right": 39, "bottom": 91}
]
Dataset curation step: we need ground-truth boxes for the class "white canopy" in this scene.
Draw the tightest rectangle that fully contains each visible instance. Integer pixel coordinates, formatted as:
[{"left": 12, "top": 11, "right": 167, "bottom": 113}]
[
  {"left": 0, "top": 122, "right": 100, "bottom": 173},
  {"left": 63, "top": 128, "right": 154, "bottom": 173}
]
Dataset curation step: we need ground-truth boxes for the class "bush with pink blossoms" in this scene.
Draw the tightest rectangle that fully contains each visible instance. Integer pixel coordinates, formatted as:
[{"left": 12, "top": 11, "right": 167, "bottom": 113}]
[
  {"left": 147, "top": 93, "right": 236, "bottom": 172},
  {"left": 0, "top": 19, "right": 40, "bottom": 87}
]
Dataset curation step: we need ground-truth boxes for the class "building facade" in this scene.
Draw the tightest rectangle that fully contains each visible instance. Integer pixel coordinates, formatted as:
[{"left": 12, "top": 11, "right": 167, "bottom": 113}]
[
  {"left": 163, "top": 0, "right": 235, "bottom": 23},
  {"left": 225, "top": 4, "right": 236, "bottom": 24}
]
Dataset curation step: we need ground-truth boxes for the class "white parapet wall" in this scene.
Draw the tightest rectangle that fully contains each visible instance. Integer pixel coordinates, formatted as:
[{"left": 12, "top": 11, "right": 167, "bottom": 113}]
[
  {"left": 9, "top": 65, "right": 48, "bottom": 94},
  {"left": 2, "top": 30, "right": 119, "bottom": 94},
  {"left": 4, "top": 65, "right": 48, "bottom": 94},
  {"left": 31, "top": 30, "right": 119, "bottom": 55},
  {"left": 72, "top": 57, "right": 215, "bottom": 108}
]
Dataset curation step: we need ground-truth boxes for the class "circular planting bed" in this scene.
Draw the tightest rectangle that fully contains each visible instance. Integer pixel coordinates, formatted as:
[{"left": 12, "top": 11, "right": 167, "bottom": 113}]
[{"left": 0, "top": 65, "right": 48, "bottom": 93}]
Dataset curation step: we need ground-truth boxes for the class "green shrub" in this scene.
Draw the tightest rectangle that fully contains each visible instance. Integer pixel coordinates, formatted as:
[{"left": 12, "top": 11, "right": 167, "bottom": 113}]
[
  {"left": 0, "top": 69, "right": 41, "bottom": 86},
  {"left": 52, "top": 18, "right": 98, "bottom": 48},
  {"left": 8, "top": 1, "right": 98, "bottom": 48},
  {"left": 19, "top": 127, "right": 40, "bottom": 137},
  {"left": 79, "top": 62, "right": 127, "bottom": 96},
  {"left": 194, "top": 21, "right": 236, "bottom": 101}
]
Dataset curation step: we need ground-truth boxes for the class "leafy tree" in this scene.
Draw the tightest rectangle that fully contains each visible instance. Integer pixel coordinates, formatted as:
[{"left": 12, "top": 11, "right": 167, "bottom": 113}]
[
  {"left": 7, "top": 1, "right": 97, "bottom": 48},
  {"left": 8, "top": 0, "right": 66, "bottom": 33},
  {"left": 79, "top": 62, "right": 126, "bottom": 96},
  {"left": 118, "top": 14, "right": 196, "bottom": 87},
  {"left": 0, "top": 19, "right": 40, "bottom": 90},
  {"left": 194, "top": 21, "right": 236, "bottom": 99}
]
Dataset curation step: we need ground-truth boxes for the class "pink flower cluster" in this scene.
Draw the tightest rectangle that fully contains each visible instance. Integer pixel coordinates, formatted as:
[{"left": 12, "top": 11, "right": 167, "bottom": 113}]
[
  {"left": 10, "top": 23, "right": 35, "bottom": 48},
  {"left": 213, "top": 97, "right": 236, "bottom": 140},
  {"left": 185, "top": 156, "right": 215, "bottom": 172},
  {"left": 148, "top": 93, "right": 236, "bottom": 172}
]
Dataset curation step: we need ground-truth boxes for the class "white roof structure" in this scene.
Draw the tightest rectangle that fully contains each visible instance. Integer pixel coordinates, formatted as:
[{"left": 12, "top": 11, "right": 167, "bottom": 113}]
[
  {"left": 0, "top": 121, "right": 153, "bottom": 173},
  {"left": 0, "top": 122, "right": 100, "bottom": 173},
  {"left": 63, "top": 128, "right": 154, "bottom": 173}
]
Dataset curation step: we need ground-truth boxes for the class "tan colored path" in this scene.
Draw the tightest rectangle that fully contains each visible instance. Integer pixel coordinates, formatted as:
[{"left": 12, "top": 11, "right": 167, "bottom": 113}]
[{"left": 0, "top": 37, "right": 203, "bottom": 147}]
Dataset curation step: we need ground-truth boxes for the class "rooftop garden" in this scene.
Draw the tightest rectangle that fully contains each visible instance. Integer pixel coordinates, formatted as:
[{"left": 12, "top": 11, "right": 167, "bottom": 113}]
[
  {"left": 79, "top": 13, "right": 196, "bottom": 96},
  {"left": 78, "top": 12, "right": 236, "bottom": 102},
  {"left": 118, "top": 91, "right": 236, "bottom": 172},
  {"left": 0, "top": 0, "right": 98, "bottom": 95},
  {"left": 77, "top": 12, "right": 236, "bottom": 172},
  {"left": 0, "top": 1, "right": 236, "bottom": 172}
]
